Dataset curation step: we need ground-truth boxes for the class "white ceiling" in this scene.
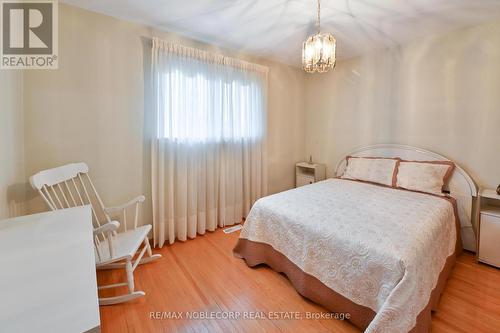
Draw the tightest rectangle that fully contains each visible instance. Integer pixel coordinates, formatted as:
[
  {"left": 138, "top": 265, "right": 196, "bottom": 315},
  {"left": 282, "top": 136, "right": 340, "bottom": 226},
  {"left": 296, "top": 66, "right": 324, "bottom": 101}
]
[{"left": 62, "top": 0, "right": 500, "bottom": 66}]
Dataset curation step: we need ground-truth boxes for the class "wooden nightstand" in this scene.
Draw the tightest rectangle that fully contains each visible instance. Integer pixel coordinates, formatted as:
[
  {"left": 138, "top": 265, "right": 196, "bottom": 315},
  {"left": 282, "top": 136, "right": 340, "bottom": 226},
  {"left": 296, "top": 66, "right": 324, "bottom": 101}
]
[
  {"left": 477, "top": 189, "right": 500, "bottom": 268},
  {"left": 295, "top": 162, "right": 326, "bottom": 187}
]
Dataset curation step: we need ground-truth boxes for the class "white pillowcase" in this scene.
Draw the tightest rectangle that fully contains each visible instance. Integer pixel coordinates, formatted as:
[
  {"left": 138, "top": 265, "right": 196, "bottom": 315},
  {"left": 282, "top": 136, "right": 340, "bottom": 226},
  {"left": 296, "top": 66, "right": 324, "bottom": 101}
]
[
  {"left": 341, "top": 157, "right": 398, "bottom": 187},
  {"left": 396, "top": 161, "right": 454, "bottom": 196}
]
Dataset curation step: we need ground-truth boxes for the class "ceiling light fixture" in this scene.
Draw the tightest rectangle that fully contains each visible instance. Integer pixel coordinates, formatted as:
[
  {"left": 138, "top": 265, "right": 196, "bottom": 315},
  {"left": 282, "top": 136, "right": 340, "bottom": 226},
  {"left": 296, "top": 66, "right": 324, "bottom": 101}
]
[{"left": 302, "top": 0, "right": 336, "bottom": 73}]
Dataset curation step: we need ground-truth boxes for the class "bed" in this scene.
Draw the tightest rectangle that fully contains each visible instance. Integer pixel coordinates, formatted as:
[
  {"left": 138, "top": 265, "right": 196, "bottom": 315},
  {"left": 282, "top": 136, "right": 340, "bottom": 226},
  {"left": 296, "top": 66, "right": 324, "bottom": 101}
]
[{"left": 234, "top": 144, "right": 477, "bottom": 333}]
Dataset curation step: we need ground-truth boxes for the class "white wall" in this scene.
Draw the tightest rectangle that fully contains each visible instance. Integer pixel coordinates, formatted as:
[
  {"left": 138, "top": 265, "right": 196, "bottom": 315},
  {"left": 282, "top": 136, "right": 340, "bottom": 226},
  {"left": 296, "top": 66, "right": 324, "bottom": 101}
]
[
  {"left": 0, "top": 71, "right": 25, "bottom": 219},
  {"left": 23, "top": 4, "right": 306, "bottom": 222},
  {"left": 305, "top": 20, "right": 500, "bottom": 189}
]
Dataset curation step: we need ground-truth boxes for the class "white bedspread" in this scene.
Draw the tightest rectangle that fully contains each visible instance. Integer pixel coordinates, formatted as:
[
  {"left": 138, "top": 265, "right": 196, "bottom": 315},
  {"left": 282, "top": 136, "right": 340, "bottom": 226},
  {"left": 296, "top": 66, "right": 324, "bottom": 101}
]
[{"left": 239, "top": 179, "right": 457, "bottom": 333}]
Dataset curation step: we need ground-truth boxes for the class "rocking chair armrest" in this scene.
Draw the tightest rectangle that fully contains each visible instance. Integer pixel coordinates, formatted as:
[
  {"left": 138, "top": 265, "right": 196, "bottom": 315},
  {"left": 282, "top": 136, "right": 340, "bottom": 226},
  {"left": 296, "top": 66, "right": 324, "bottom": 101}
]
[
  {"left": 104, "top": 195, "right": 145, "bottom": 214},
  {"left": 93, "top": 221, "right": 120, "bottom": 235}
]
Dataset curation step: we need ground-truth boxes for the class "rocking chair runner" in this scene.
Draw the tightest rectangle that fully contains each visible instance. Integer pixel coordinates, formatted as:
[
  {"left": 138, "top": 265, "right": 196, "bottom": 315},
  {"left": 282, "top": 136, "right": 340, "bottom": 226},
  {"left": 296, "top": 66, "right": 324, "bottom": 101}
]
[{"left": 30, "top": 162, "right": 161, "bottom": 305}]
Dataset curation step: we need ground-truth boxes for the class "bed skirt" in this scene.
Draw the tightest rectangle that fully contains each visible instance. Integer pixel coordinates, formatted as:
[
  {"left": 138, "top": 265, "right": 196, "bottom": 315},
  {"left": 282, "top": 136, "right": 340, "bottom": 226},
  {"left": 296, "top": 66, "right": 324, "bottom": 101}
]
[{"left": 233, "top": 239, "right": 458, "bottom": 333}]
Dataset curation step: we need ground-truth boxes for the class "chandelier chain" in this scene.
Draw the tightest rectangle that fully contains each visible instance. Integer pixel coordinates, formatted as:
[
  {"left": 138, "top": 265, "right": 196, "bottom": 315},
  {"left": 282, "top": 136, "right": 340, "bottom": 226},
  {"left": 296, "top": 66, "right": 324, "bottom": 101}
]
[{"left": 317, "top": 0, "right": 321, "bottom": 33}]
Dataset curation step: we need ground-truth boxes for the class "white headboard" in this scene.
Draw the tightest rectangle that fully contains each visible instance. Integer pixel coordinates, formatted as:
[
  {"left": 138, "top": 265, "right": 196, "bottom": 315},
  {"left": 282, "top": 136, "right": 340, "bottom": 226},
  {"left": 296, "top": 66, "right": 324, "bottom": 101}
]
[{"left": 335, "top": 144, "right": 478, "bottom": 252}]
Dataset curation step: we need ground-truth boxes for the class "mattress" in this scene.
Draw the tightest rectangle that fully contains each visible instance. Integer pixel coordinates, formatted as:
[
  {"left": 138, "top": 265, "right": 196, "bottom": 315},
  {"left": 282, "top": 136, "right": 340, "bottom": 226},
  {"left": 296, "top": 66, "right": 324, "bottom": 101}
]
[{"left": 234, "top": 178, "right": 460, "bottom": 333}]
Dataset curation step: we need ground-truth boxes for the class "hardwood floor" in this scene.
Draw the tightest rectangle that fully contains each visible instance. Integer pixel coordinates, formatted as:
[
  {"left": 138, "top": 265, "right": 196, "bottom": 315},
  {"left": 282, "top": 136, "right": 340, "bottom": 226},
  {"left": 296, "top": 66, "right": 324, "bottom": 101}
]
[{"left": 98, "top": 229, "right": 500, "bottom": 332}]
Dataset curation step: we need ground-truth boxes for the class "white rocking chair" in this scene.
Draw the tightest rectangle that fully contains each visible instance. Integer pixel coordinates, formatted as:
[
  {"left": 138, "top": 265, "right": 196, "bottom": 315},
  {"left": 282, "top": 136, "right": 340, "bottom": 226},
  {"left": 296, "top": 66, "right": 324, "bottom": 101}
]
[{"left": 30, "top": 162, "right": 161, "bottom": 305}]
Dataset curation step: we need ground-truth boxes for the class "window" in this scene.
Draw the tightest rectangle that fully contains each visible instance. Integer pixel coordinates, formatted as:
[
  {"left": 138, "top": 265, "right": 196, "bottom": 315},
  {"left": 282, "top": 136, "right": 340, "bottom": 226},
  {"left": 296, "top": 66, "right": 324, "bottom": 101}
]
[{"left": 154, "top": 50, "right": 266, "bottom": 143}]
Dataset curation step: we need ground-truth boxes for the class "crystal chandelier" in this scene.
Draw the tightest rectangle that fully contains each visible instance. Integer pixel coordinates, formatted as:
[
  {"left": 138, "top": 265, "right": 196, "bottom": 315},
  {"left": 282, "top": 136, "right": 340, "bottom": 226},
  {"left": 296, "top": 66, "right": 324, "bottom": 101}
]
[{"left": 302, "top": 0, "right": 336, "bottom": 73}]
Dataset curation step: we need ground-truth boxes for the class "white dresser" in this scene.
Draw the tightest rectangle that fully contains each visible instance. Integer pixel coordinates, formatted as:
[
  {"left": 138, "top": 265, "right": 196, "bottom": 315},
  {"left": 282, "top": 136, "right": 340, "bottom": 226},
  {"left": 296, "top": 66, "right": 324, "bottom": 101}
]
[
  {"left": 477, "top": 189, "right": 500, "bottom": 268},
  {"left": 0, "top": 206, "right": 100, "bottom": 333}
]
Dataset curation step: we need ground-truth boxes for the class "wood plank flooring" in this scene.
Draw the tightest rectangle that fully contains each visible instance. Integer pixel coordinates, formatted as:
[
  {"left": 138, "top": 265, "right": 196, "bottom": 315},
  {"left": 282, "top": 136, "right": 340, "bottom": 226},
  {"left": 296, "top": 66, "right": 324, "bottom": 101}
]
[{"left": 98, "top": 229, "right": 500, "bottom": 332}]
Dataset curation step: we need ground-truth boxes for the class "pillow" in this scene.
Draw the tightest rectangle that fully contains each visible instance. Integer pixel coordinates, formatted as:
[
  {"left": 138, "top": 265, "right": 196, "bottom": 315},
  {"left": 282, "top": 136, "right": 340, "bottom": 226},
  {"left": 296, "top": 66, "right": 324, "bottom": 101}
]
[
  {"left": 396, "top": 161, "right": 455, "bottom": 196},
  {"left": 341, "top": 156, "right": 399, "bottom": 187}
]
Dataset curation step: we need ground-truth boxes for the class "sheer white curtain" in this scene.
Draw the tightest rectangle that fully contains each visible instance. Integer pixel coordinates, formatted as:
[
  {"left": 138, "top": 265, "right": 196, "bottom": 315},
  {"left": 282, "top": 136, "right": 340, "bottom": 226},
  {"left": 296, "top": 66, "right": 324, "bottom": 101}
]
[{"left": 151, "top": 38, "right": 268, "bottom": 247}]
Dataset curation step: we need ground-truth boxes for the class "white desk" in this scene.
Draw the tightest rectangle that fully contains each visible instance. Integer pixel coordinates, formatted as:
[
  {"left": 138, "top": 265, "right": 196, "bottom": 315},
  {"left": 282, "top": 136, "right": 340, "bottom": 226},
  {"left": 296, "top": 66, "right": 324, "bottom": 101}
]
[{"left": 0, "top": 206, "right": 100, "bottom": 333}]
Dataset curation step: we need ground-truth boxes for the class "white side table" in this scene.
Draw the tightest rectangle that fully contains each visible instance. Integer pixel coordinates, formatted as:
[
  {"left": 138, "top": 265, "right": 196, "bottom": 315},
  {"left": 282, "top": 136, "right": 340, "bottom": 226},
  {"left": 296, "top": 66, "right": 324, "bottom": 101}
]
[
  {"left": 296, "top": 162, "right": 326, "bottom": 187},
  {"left": 477, "top": 189, "right": 500, "bottom": 268}
]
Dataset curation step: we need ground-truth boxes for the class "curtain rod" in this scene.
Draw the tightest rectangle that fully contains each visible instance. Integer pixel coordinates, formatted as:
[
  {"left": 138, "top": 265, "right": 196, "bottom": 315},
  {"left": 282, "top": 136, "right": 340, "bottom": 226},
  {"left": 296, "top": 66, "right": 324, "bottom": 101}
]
[{"left": 151, "top": 37, "right": 269, "bottom": 75}]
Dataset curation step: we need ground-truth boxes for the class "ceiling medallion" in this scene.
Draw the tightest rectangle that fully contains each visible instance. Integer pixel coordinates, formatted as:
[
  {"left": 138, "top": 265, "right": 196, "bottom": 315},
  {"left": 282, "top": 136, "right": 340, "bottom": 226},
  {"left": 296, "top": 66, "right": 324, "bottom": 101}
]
[{"left": 302, "top": 0, "right": 336, "bottom": 73}]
